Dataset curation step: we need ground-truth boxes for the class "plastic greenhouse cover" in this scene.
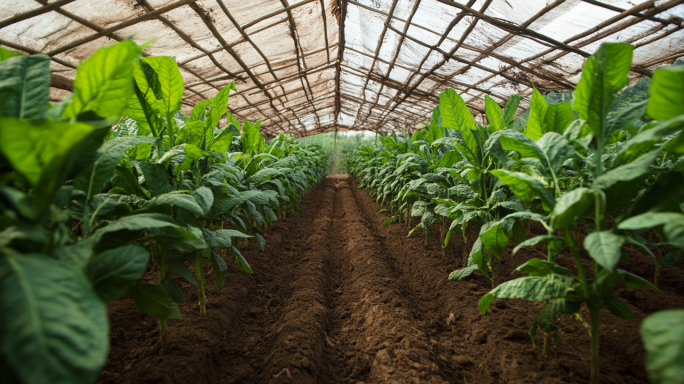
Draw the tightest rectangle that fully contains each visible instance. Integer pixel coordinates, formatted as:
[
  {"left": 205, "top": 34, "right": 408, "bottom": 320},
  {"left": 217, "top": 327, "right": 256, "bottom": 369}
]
[{"left": 0, "top": 0, "right": 682, "bottom": 137}]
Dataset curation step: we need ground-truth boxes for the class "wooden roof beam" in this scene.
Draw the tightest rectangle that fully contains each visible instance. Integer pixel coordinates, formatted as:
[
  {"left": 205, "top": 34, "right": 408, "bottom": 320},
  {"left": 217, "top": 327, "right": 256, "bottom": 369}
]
[{"left": 0, "top": 0, "right": 76, "bottom": 29}]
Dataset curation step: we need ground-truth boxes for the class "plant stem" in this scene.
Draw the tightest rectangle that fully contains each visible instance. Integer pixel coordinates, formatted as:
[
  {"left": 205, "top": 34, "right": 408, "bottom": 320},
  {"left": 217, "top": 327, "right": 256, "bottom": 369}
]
[
  {"left": 565, "top": 229, "right": 589, "bottom": 299},
  {"left": 654, "top": 248, "right": 662, "bottom": 289},
  {"left": 463, "top": 228, "right": 469, "bottom": 267},
  {"left": 543, "top": 332, "right": 549, "bottom": 354},
  {"left": 194, "top": 254, "right": 207, "bottom": 316},
  {"left": 589, "top": 305, "right": 601, "bottom": 384},
  {"left": 158, "top": 248, "right": 168, "bottom": 353},
  {"left": 491, "top": 255, "right": 500, "bottom": 289}
]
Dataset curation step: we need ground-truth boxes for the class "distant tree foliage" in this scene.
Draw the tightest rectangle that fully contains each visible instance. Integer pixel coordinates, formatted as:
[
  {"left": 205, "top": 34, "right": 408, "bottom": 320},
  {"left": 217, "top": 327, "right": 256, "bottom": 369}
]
[{"left": 297, "top": 132, "right": 375, "bottom": 174}]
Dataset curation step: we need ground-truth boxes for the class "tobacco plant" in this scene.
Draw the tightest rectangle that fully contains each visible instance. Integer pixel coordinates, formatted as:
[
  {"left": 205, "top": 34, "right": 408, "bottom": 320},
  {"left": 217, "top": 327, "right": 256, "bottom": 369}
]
[
  {"left": 0, "top": 39, "right": 327, "bottom": 384},
  {"left": 348, "top": 43, "right": 684, "bottom": 384}
]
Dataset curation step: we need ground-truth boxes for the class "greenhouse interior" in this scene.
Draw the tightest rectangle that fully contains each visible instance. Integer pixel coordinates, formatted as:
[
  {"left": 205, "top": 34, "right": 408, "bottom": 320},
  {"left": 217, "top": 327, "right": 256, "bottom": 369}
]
[{"left": 0, "top": 0, "right": 683, "bottom": 383}]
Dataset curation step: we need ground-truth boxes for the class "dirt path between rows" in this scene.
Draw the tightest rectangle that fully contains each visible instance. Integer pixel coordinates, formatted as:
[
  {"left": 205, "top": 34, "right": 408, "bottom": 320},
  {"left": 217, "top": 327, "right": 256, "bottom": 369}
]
[{"left": 99, "top": 176, "right": 684, "bottom": 384}]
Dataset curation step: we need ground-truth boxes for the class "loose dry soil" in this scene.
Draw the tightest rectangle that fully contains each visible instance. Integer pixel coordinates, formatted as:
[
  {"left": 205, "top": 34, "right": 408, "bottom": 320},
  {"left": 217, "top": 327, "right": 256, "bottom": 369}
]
[{"left": 98, "top": 176, "right": 684, "bottom": 384}]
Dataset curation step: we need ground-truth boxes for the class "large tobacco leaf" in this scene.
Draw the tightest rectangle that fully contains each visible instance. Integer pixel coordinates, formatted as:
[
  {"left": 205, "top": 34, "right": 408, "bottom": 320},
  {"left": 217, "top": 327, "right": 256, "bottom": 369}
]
[
  {"left": 641, "top": 310, "right": 684, "bottom": 384},
  {"left": 0, "top": 255, "right": 108, "bottom": 384},
  {"left": 0, "top": 54, "right": 51, "bottom": 119},
  {"left": 63, "top": 40, "right": 142, "bottom": 121}
]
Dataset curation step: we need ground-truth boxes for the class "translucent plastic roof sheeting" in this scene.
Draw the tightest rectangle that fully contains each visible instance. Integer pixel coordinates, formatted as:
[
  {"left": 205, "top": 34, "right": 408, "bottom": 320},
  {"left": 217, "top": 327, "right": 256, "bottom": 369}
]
[{"left": 1, "top": 0, "right": 683, "bottom": 137}]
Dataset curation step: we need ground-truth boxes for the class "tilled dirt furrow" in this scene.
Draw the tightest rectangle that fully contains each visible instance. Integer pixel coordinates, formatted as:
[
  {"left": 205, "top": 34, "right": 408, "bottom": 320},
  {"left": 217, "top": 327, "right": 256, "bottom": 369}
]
[
  {"left": 257, "top": 182, "right": 337, "bottom": 384},
  {"left": 327, "top": 179, "right": 450, "bottom": 384}
]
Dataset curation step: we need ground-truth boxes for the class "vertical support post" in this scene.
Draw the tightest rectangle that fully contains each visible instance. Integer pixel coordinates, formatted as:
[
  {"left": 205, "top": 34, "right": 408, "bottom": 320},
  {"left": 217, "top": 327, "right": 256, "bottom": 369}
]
[
  {"left": 333, "top": 127, "right": 338, "bottom": 175},
  {"left": 375, "top": 131, "right": 378, "bottom": 144}
]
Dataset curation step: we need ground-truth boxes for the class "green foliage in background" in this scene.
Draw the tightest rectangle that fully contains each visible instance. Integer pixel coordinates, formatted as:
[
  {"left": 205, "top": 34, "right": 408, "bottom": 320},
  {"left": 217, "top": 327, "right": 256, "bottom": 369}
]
[{"left": 296, "top": 131, "right": 375, "bottom": 174}]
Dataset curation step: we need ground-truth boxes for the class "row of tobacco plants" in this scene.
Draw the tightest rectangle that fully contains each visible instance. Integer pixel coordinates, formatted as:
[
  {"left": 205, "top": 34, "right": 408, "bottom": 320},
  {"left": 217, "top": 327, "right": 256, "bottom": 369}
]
[
  {"left": 347, "top": 43, "right": 684, "bottom": 384},
  {"left": 0, "top": 40, "right": 327, "bottom": 384}
]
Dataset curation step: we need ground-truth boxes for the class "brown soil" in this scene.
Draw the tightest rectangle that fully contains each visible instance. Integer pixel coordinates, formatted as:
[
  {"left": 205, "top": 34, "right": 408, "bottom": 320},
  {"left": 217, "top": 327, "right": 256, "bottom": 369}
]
[{"left": 98, "top": 176, "right": 684, "bottom": 384}]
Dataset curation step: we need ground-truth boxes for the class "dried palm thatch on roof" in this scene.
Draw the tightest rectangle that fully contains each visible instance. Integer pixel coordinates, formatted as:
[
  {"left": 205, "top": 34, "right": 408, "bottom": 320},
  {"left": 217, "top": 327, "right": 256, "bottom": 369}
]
[{"left": 1, "top": 0, "right": 682, "bottom": 138}]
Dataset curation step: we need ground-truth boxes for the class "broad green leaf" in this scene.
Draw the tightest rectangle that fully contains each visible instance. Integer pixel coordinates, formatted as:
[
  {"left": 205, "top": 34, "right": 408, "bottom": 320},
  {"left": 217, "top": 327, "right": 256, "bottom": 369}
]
[
  {"left": 168, "top": 258, "right": 197, "bottom": 285},
  {"left": 0, "top": 54, "right": 50, "bottom": 119},
  {"left": 512, "top": 220, "right": 526, "bottom": 244},
  {"left": 500, "top": 131, "right": 573, "bottom": 177},
  {"left": 64, "top": 40, "right": 142, "bottom": 120},
  {"left": 0, "top": 118, "right": 95, "bottom": 187},
  {"left": 138, "top": 162, "right": 171, "bottom": 197},
  {"left": 470, "top": 238, "right": 489, "bottom": 278},
  {"left": 145, "top": 192, "right": 204, "bottom": 217},
  {"left": 513, "top": 236, "right": 567, "bottom": 256},
  {"left": 134, "top": 142, "right": 152, "bottom": 161},
  {"left": 74, "top": 136, "right": 157, "bottom": 203},
  {"left": 664, "top": 217, "right": 684, "bottom": 251},
  {"left": 544, "top": 100, "right": 573, "bottom": 134},
  {"left": 124, "top": 85, "right": 159, "bottom": 137},
  {"left": 206, "top": 82, "right": 236, "bottom": 132},
  {"left": 607, "top": 100, "right": 646, "bottom": 137},
  {"left": 604, "top": 293, "right": 634, "bottom": 319},
  {"left": 529, "top": 298, "right": 581, "bottom": 344},
  {"left": 647, "top": 65, "right": 684, "bottom": 121},
  {"left": 550, "top": 187, "right": 594, "bottom": 230},
  {"left": 594, "top": 149, "right": 660, "bottom": 211},
  {"left": 619, "top": 269, "right": 659, "bottom": 290},
  {"left": 245, "top": 168, "right": 283, "bottom": 184},
  {"left": 176, "top": 121, "right": 204, "bottom": 146},
  {"left": 448, "top": 265, "right": 478, "bottom": 281},
  {"left": 161, "top": 277, "right": 186, "bottom": 303},
  {"left": 213, "top": 190, "right": 277, "bottom": 212},
  {"left": 514, "top": 258, "right": 574, "bottom": 277},
  {"left": 240, "top": 120, "right": 265, "bottom": 155},
  {"left": 190, "top": 98, "right": 212, "bottom": 122},
  {"left": 112, "top": 164, "right": 147, "bottom": 198},
  {"left": 502, "top": 94, "right": 522, "bottom": 128},
  {"left": 536, "top": 132, "right": 574, "bottom": 176},
  {"left": 0, "top": 47, "right": 22, "bottom": 62},
  {"left": 209, "top": 127, "right": 234, "bottom": 154},
  {"left": 84, "top": 195, "right": 133, "bottom": 219},
  {"left": 210, "top": 251, "right": 227, "bottom": 290},
  {"left": 426, "top": 106, "right": 444, "bottom": 143},
  {"left": 573, "top": 43, "right": 633, "bottom": 142},
  {"left": 131, "top": 60, "right": 162, "bottom": 109},
  {"left": 86, "top": 245, "right": 149, "bottom": 304},
  {"left": 437, "top": 151, "right": 462, "bottom": 168},
  {"left": 0, "top": 254, "right": 108, "bottom": 384},
  {"left": 255, "top": 233, "right": 266, "bottom": 251},
  {"left": 526, "top": 86, "right": 548, "bottom": 141},
  {"left": 619, "top": 212, "right": 684, "bottom": 231},
  {"left": 124, "top": 282, "right": 180, "bottom": 321},
  {"left": 141, "top": 56, "right": 183, "bottom": 116},
  {"left": 179, "top": 143, "right": 206, "bottom": 171},
  {"left": 0, "top": 118, "right": 99, "bottom": 213},
  {"left": 478, "top": 275, "right": 574, "bottom": 314},
  {"left": 226, "top": 112, "right": 240, "bottom": 130},
  {"left": 490, "top": 169, "right": 555, "bottom": 210},
  {"left": 479, "top": 220, "right": 511, "bottom": 259},
  {"left": 484, "top": 95, "right": 503, "bottom": 132},
  {"left": 483, "top": 131, "right": 507, "bottom": 164},
  {"left": 584, "top": 231, "right": 625, "bottom": 271},
  {"left": 440, "top": 88, "right": 478, "bottom": 158},
  {"left": 499, "top": 130, "right": 542, "bottom": 160},
  {"left": 617, "top": 115, "right": 684, "bottom": 163},
  {"left": 228, "top": 244, "right": 253, "bottom": 274},
  {"left": 641, "top": 310, "right": 684, "bottom": 384},
  {"left": 89, "top": 213, "right": 196, "bottom": 250},
  {"left": 192, "top": 187, "right": 214, "bottom": 216}
]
